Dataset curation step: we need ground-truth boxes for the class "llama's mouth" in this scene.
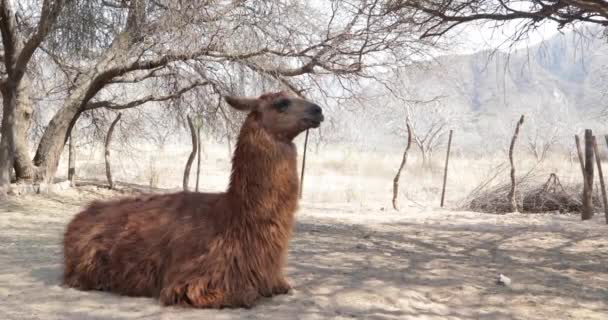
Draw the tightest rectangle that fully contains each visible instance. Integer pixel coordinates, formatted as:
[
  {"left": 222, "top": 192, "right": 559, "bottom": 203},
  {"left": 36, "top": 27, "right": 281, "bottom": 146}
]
[
  {"left": 309, "top": 120, "right": 322, "bottom": 128},
  {"left": 304, "top": 115, "right": 324, "bottom": 128}
]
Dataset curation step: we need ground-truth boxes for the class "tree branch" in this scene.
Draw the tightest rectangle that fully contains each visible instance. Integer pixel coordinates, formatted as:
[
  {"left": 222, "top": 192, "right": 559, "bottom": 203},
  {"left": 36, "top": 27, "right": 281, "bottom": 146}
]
[
  {"left": 390, "top": 0, "right": 608, "bottom": 39},
  {"left": 0, "top": 0, "right": 19, "bottom": 75},
  {"left": 84, "top": 81, "right": 210, "bottom": 111},
  {"left": 14, "top": 0, "right": 67, "bottom": 83}
]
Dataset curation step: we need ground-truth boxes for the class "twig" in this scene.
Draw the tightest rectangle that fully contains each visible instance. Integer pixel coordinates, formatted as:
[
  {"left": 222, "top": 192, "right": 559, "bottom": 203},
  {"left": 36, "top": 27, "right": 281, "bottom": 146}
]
[{"left": 440, "top": 130, "right": 453, "bottom": 208}]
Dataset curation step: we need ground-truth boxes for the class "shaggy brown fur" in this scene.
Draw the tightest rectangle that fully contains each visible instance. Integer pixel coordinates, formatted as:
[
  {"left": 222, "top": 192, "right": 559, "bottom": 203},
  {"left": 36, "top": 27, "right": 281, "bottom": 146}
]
[{"left": 62, "top": 91, "right": 324, "bottom": 308}]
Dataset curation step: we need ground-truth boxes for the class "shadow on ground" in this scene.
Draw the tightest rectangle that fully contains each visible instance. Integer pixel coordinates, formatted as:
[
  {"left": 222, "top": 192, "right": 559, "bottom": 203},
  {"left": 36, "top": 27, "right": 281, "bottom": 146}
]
[{"left": 1, "top": 193, "right": 607, "bottom": 320}]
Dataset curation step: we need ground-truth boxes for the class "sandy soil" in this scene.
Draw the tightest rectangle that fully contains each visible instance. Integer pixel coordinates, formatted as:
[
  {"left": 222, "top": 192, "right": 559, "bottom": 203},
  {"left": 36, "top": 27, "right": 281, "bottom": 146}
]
[{"left": 1, "top": 188, "right": 607, "bottom": 320}]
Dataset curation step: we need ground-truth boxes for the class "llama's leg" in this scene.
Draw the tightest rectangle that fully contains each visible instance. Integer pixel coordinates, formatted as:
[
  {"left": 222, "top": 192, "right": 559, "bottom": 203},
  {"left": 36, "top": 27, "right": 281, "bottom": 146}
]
[
  {"left": 160, "top": 281, "right": 258, "bottom": 309},
  {"left": 160, "top": 284, "right": 226, "bottom": 309},
  {"left": 259, "top": 276, "right": 292, "bottom": 297},
  {"left": 63, "top": 246, "right": 110, "bottom": 291},
  {"left": 271, "top": 277, "right": 292, "bottom": 295},
  {"left": 63, "top": 213, "right": 113, "bottom": 291},
  {"left": 269, "top": 252, "right": 291, "bottom": 295}
]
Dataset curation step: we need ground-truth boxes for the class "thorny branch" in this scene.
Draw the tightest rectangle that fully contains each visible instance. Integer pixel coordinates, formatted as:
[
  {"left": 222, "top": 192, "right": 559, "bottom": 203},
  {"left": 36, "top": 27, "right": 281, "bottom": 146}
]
[{"left": 387, "top": 0, "right": 608, "bottom": 39}]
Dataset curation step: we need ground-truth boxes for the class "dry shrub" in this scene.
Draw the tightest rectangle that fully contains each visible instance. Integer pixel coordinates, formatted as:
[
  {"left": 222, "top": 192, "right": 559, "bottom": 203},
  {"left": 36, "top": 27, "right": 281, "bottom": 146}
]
[{"left": 466, "top": 171, "right": 602, "bottom": 214}]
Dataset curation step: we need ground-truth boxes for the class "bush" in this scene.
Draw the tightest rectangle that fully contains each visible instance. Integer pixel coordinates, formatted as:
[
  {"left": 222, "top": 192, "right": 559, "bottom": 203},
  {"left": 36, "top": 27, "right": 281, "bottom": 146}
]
[{"left": 467, "top": 173, "right": 602, "bottom": 214}]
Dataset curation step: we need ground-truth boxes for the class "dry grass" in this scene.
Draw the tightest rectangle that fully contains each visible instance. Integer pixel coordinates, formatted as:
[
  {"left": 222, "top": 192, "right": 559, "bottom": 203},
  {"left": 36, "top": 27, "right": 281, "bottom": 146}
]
[
  {"left": 4, "top": 142, "right": 607, "bottom": 320},
  {"left": 53, "top": 141, "right": 597, "bottom": 212}
]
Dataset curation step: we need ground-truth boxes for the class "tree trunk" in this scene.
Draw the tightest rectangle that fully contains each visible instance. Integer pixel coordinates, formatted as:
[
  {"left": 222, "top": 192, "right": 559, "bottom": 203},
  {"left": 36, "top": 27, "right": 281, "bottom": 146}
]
[
  {"left": 0, "top": 86, "right": 17, "bottom": 196},
  {"left": 419, "top": 146, "right": 432, "bottom": 169},
  {"left": 420, "top": 146, "right": 428, "bottom": 168},
  {"left": 507, "top": 115, "right": 524, "bottom": 212},
  {"left": 68, "top": 134, "right": 76, "bottom": 187},
  {"left": 195, "top": 122, "right": 202, "bottom": 192},
  {"left": 105, "top": 113, "right": 122, "bottom": 189},
  {"left": 26, "top": 35, "right": 132, "bottom": 183},
  {"left": 392, "top": 119, "right": 412, "bottom": 210},
  {"left": 12, "top": 77, "right": 37, "bottom": 181},
  {"left": 183, "top": 115, "right": 197, "bottom": 191},
  {"left": 582, "top": 129, "right": 594, "bottom": 220},
  {"left": 31, "top": 100, "right": 83, "bottom": 183},
  {"left": 6, "top": 1, "right": 173, "bottom": 185}
]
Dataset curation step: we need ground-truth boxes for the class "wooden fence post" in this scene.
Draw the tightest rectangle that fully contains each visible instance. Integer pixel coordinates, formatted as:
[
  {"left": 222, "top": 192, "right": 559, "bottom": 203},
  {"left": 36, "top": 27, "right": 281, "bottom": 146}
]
[
  {"left": 68, "top": 134, "right": 76, "bottom": 187},
  {"left": 592, "top": 136, "right": 608, "bottom": 224},
  {"left": 440, "top": 130, "right": 453, "bottom": 208},
  {"left": 507, "top": 115, "right": 524, "bottom": 212},
  {"left": 105, "top": 113, "right": 122, "bottom": 190},
  {"left": 195, "top": 119, "right": 202, "bottom": 192},
  {"left": 392, "top": 118, "right": 412, "bottom": 210},
  {"left": 575, "top": 135, "right": 585, "bottom": 178},
  {"left": 183, "top": 115, "right": 197, "bottom": 191},
  {"left": 582, "top": 129, "right": 594, "bottom": 220},
  {"left": 299, "top": 129, "right": 310, "bottom": 199}
]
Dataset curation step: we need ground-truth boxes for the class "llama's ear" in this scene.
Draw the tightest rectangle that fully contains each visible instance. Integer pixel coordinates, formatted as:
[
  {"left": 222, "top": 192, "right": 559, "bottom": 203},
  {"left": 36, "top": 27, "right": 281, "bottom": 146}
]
[{"left": 224, "top": 96, "right": 258, "bottom": 111}]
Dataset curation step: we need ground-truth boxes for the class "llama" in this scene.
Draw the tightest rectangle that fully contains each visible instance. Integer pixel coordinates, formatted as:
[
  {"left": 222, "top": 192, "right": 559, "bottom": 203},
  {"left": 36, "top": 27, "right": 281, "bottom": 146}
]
[{"left": 62, "top": 91, "right": 324, "bottom": 308}]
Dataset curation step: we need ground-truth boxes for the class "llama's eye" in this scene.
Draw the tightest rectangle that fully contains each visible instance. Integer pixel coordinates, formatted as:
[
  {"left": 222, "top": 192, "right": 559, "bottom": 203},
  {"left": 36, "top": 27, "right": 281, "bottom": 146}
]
[{"left": 273, "top": 99, "right": 290, "bottom": 112}]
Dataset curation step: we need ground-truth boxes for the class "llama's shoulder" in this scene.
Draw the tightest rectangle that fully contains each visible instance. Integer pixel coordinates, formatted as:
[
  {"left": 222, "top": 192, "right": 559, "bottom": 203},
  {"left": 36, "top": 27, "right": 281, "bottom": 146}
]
[
  {"left": 178, "top": 191, "right": 223, "bottom": 211},
  {"left": 79, "top": 192, "right": 186, "bottom": 219},
  {"left": 81, "top": 191, "right": 225, "bottom": 218},
  {"left": 84, "top": 192, "right": 174, "bottom": 211}
]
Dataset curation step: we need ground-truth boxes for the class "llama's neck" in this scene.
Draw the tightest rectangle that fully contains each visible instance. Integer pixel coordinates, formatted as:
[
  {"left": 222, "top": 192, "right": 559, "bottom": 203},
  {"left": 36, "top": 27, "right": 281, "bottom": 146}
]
[{"left": 227, "top": 114, "right": 299, "bottom": 218}]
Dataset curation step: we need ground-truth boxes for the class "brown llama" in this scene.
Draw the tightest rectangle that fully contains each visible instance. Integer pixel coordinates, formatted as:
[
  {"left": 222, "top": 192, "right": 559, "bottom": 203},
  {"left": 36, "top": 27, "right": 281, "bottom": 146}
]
[{"left": 62, "top": 91, "right": 324, "bottom": 308}]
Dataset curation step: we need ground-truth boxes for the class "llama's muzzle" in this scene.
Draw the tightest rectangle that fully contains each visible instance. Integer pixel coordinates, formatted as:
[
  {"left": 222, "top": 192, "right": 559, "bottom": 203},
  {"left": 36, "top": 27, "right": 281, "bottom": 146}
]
[{"left": 306, "top": 104, "right": 324, "bottom": 128}]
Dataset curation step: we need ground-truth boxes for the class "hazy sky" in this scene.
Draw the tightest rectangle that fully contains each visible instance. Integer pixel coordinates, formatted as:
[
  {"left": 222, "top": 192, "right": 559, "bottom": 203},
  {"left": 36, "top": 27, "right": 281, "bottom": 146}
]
[{"left": 452, "top": 20, "right": 561, "bottom": 54}]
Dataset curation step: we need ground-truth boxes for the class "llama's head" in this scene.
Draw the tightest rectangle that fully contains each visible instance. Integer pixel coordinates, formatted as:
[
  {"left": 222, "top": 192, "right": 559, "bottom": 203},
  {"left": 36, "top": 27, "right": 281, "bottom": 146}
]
[{"left": 224, "top": 91, "right": 324, "bottom": 141}]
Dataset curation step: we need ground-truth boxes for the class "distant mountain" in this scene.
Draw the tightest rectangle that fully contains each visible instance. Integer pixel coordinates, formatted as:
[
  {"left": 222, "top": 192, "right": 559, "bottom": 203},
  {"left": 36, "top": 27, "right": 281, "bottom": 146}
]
[
  {"left": 413, "top": 32, "right": 605, "bottom": 109},
  {"left": 376, "top": 30, "right": 608, "bottom": 153}
]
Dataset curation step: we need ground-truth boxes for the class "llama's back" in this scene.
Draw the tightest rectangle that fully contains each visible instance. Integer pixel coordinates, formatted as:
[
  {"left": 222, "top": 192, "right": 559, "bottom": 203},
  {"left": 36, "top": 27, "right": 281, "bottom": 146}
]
[{"left": 63, "top": 191, "right": 223, "bottom": 297}]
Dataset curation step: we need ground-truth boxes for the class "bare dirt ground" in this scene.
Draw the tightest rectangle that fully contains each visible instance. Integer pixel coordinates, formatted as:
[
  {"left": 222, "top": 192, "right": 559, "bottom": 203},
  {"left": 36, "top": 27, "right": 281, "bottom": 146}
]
[{"left": 1, "top": 188, "right": 607, "bottom": 320}]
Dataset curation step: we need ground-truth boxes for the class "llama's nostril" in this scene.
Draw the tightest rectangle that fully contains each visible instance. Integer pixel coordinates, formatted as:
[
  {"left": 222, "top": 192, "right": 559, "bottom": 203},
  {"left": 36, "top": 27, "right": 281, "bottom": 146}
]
[{"left": 310, "top": 104, "right": 323, "bottom": 115}]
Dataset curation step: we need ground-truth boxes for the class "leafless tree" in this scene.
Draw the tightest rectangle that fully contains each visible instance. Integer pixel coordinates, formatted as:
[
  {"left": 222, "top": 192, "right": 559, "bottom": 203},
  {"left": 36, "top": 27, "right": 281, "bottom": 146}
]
[
  {"left": 527, "top": 126, "right": 559, "bottom": 163},
  {"left": 525, "top": 103, "right": 572, "bottom": 162},
  {"left": 0, "top": 0, "right": 438, "bottom": 194},
  {"left": 404, "top": 99, "right": 460, "bottom": 167},
  {"left": 0, "top": 0, "right": 67, "bottom": 193}
]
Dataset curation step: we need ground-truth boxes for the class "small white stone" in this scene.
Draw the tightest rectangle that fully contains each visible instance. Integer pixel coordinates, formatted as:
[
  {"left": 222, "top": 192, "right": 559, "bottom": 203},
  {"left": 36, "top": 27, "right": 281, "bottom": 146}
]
[{"left": 497, "top": 274, "right": 512, "bottom": 286}]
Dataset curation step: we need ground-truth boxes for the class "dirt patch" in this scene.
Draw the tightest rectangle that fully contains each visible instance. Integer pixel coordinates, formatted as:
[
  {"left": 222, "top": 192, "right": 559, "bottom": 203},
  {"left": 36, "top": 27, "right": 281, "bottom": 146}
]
[{"left": 1, "top": 191, "right": 607, "bottom": 319}]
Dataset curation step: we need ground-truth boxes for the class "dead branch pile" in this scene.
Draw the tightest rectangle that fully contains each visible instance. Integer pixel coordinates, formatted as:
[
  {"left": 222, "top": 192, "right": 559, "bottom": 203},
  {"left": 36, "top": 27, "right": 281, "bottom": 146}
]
[{"left": 467, "top": 173, "right": 602, "bottom": 214}]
